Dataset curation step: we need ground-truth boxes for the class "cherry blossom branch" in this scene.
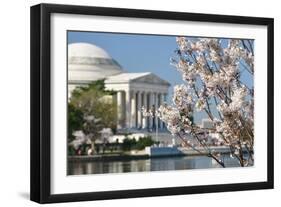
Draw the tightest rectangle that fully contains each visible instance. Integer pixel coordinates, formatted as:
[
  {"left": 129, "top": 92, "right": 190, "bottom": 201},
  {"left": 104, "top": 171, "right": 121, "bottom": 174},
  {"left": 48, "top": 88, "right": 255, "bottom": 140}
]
[
  {"left": 177, "top": 133, "right": 206, "bottom": 155},
  {"left": 178, "top": 132, "right": 225, "bottom": 168},
  {"left": 191, "top": 129, "right": 225, "bottom": 168}
]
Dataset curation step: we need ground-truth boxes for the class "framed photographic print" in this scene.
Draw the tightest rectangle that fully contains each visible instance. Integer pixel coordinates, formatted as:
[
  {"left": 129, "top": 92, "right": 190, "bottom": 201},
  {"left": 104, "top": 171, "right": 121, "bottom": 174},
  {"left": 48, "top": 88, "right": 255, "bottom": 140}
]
[{"left": 30, "top": 3, "right": 274, "bottom": 203}]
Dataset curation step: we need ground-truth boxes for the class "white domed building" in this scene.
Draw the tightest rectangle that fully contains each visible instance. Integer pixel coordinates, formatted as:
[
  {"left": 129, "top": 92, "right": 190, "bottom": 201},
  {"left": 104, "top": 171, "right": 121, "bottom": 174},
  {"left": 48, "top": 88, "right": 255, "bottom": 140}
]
[
  {"left": 68, "top": 43, "right": 124, "bottom": 95},
  {"left": 68, "top": 42, "right": 170, "bottom": 131}
]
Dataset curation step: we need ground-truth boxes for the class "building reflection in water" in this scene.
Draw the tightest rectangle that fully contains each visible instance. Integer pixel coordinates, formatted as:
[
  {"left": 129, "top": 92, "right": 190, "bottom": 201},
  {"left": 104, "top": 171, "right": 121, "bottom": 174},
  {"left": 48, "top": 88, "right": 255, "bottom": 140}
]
[{"left": 68, "top": 154, "right": 245, "bottom": 175}]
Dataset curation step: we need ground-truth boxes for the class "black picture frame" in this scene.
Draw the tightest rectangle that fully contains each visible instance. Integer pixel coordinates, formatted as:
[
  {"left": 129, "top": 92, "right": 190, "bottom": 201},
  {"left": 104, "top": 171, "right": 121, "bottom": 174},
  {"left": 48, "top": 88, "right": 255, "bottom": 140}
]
[{"left": 30, "top": 3, "right": 274, "bottom": 204}]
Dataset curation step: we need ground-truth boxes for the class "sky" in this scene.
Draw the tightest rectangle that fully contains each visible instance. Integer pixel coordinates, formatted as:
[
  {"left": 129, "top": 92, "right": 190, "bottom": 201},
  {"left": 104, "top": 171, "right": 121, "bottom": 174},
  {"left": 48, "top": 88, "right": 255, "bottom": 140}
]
[{"left": 68, "top": 31, "right": 253, "bottom": 124}]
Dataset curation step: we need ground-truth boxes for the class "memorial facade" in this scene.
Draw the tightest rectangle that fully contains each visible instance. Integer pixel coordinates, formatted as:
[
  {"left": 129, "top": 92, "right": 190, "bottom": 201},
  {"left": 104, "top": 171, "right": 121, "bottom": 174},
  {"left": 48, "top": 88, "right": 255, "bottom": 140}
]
[{"left": 68, "top": 42, "right": 170, "bottom": 131}]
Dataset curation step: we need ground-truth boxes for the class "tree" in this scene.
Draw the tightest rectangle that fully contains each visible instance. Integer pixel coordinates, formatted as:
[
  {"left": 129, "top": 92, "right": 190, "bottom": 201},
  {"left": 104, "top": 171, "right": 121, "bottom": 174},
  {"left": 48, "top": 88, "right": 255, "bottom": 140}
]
[
  {"left": 156, "top": 37, "right": 254, "bottom": 167},
  {"left": 68, "top": 80, "right": 117, "bottom": 153},
  {"left": 135, "top": 136, "right": 154, "bottom": 150},
  {"left": 68, "top": 103, "right": 84, "bottom": 141},
  {"left": 122, "top": 138, "right": 137, "bottom": 151}
]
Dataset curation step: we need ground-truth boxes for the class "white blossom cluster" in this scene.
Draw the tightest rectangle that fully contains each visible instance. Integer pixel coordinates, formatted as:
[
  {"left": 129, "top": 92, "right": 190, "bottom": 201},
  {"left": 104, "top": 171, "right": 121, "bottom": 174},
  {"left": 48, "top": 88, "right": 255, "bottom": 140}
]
[
  {"left": 173, "top": 84, "right": 194, "bottom": 114},
  {"left": 217, "top": 85, "right": 248, "bottom": 114},
  {"left": 158, "top": 105, "right": 181, "bottom": 135},
  {"left": 142, "top": 106, "right": 154, "bottom": 118},
  {"left": 69, "top": 130, "right": 91, "bottom": 150}
]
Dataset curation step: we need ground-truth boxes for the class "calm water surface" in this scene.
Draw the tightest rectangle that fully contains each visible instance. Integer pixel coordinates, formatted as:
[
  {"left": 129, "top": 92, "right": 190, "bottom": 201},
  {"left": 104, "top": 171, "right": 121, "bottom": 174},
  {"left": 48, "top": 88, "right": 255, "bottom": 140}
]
[{"left": 68, "top": 155, "right": 250, "bottom": 175}]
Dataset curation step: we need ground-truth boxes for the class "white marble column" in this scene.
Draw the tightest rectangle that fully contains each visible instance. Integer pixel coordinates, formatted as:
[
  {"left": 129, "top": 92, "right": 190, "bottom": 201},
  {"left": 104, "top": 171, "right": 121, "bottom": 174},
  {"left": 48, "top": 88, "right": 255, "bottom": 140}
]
[
  {"left": 125, "top": 90, "right": 131, "bottom": 129},
  {"left": 142, "top": 92, "right": 147, "bottom": 129},
  {"left": 117, "top": 91, "right": 124, "bottom": 129},
  {"left": 130, "top": 91, "right": 137, "bottom": 128},
  {"left": 159, "top": 93, "right": 165, "bottom": 129},
  {"left": 137, "top": 91, "right": 142, "bottom": 129}
]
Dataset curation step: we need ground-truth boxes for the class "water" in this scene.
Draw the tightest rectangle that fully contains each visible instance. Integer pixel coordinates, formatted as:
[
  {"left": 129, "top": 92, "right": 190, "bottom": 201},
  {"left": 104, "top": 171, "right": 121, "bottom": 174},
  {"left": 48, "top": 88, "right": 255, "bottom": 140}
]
[{"left": 68, "top": 154, "right": 250, "bottom": 175}]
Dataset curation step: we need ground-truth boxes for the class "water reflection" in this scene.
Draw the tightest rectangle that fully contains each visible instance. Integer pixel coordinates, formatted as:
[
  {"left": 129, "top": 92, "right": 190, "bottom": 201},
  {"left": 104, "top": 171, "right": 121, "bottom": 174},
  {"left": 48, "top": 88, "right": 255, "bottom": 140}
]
[{"left": 68, "top": 155, "right": 249, "bottom": 175}]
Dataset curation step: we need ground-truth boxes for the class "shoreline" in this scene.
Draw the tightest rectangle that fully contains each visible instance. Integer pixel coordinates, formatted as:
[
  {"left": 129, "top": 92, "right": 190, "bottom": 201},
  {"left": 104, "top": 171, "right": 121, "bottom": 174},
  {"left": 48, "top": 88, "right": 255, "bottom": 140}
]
[{"left": 68, "top": 146, "right": 248, "bottom": 162}]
